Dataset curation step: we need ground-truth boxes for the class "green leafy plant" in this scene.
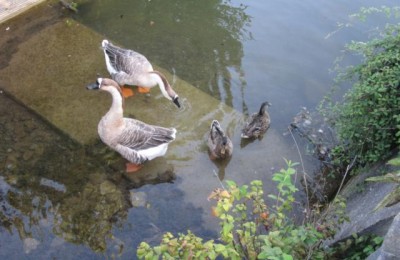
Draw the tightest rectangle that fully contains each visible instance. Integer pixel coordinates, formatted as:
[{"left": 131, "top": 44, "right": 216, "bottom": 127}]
[
  {"left": 320, "top": 7, "right": 400, "bottom": 169},
  {"left": 137, "top": 160, "right": 348, "bottom": 259},
  {"left": 331, "top": 233, "right": 384, "bottom": 260}
]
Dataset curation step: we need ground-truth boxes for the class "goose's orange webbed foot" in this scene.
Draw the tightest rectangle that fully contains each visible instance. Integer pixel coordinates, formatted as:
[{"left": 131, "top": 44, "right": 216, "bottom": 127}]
[
  {"left": 137, "top": 86, "right": 151, "bottom": 94},
  {"left": 122, "top": 86, "right": 135, "bottom": 98},
  {"left": 125, "top": 162, "right": 143, "bottom": 173}
]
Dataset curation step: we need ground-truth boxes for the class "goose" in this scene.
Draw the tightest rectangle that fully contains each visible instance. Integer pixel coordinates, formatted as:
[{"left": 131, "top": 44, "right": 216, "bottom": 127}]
[
  {"left": 208, "top": 120, "right": 233, "bottom": 159},
  {"left": 87, "top": 78, "right": 176, "bottom": 172},
  {"left": 101, "top": 39, "right": 181, "bottom": 108},
  {"left": 241, "top": 101, "right": 271, "bottom": 139}
]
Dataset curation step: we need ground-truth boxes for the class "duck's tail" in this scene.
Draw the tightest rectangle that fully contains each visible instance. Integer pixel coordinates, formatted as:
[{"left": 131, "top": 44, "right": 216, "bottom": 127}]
[
  {"left": 211, "top": 120, "right": 226, "bottom": 138},
  {"left": 211, "top": 120, "right": 222, "bottom": 132}
]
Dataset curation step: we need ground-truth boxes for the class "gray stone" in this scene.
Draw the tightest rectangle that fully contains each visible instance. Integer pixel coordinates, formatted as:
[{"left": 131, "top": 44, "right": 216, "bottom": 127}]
[
  {"left": 326, "top": 160, "right": 400, "bottom": 259},
  {"left": 367, "top": 212, "right": 400, "bottom": 260}
]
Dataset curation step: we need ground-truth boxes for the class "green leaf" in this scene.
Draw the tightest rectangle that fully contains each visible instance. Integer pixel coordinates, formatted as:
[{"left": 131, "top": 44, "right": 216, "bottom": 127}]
[
  {"left": 257, "top": 251, "right": 269, "bottom": 259},
  {"left": 214, "top": 244, "right": 226, "bottom": 253},
  {"left": 222, "top": 222, "right": 234, "bottom": 238},
  {"left": 283, "top": 254, "right": 294, "bottom": 260},
  {"left": 268, "top": 194, "right": 278, "bottom": 200},
  {"left": 222, "top": 203, "right": 231, "bottom": 212},
  {"left": 388, "top": 156, "right": 400, "bottom": 166},
  {"left": 225, "top": 180, "right": 237, "bottom": 188}
]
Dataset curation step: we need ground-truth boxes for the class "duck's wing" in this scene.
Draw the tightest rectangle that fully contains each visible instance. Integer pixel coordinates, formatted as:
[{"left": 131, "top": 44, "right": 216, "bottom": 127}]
[
  {"left": 241, "top": 114, "right": 259, "bottom": 136},
  {"left": 242, "top": 113, "right": 270, "bottom": 137}
]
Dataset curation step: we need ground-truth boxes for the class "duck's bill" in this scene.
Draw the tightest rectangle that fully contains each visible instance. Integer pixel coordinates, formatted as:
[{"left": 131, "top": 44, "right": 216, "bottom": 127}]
[
  {"left": 173, "top": 97, "right": 181, "bottom": 108},
  {"left": 86, "top": 82, "right": 100, "bottom": 90}
]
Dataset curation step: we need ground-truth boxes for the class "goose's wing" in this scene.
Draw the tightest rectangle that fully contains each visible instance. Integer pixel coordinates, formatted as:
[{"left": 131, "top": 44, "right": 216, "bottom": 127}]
[
  {"left": 104, "top": 43, "right": 151, "bottom": 75},
  {"left": 119, "top": 119, "right": 175, "bottom": 151},
  {"left": 114, "top": 119, "right": 175, "bottom": 164}
]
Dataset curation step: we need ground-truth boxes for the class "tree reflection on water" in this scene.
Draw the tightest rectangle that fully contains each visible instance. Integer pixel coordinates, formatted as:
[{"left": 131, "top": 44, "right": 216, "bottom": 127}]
[
  {"left": 0, "top": 0, "right": 253, "bottom": 256},
  {"left": 75, "top": 0, "right": 252, "bottom": 107},
  {"left": 0, "top": 92, "right": 207, "bottom": 256}
]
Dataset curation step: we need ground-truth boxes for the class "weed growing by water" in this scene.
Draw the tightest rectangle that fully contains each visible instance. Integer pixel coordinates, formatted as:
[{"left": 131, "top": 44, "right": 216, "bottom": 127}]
[
  {"left": 319, "top": 7, "right": 400, "bottom": 170},
  {"left": 137, "top": 160, "right": 348, "bottom": 259}
]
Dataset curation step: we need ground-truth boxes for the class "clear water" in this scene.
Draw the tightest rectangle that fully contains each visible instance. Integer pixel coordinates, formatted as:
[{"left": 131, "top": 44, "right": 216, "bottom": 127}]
[{"left": 0, "top": 0, "right": 398, "bottom": 258}]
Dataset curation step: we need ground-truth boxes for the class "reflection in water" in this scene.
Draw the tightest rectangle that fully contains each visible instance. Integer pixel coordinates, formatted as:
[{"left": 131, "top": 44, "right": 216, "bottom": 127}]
[
  {"left": 209, "top": 156, "right": 232, "bottom": 181},
  {"left": 75, "top": 0, "right": 251, "bottom": 107},
  {"left": 240, "top": 136, "right": 264, "bottom": 149},
  {"left": 0, "top": 92, "right": 213, "bottom": 257}
]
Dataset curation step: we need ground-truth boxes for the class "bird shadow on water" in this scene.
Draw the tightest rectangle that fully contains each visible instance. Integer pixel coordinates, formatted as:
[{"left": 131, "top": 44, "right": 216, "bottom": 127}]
[{"left": 209, "top": 155, "right": 232, "bottom": 181}]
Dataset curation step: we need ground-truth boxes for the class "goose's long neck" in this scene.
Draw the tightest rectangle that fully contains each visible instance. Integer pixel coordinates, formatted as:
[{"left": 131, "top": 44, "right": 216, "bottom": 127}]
[
  {"left": 104, "top": 87, "right": 124, "bottom": 123},
  {"left": 150, "top": 71, "right": 173, "bottom": 100}
]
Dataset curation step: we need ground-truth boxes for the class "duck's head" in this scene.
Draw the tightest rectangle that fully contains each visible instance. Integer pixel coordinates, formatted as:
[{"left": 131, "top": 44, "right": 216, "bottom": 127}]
[{"left": 258, "top": 101, "right": 272, "bottom": 116}]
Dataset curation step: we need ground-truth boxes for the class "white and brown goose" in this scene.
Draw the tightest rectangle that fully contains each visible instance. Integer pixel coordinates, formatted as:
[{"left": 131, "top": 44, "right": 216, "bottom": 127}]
[
  {"left": 208, "top": 120, "right": 233, "bottom": 160},
  {"left": 241, "top": 101, "right": 271, "bottom": 139},
  {"left": 101, "top": 39, "right": 181, "bottom": 108},
  {"left": 87, "top": 78, "right": 176, "bottom": 172}
]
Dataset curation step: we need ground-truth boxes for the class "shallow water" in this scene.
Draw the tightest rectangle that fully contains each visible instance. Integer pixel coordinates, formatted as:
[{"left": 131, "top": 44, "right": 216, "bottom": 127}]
[{"left": 0, "top": 0, "right": 398, "bottom": 258}]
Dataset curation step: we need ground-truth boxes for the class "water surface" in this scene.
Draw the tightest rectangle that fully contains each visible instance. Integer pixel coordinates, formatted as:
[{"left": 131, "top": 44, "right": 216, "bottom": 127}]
[{"left": 0, "top": 0, "right": 398, "bottom": 258}]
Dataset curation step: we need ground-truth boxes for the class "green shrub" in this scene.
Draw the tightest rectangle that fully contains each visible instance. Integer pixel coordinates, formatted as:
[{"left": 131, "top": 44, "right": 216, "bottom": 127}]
[
  {"left": 320, "top": 20, "right": 400, "bottom": 167},
  {"left": 136, "top": 160, "right": 348, "bottom": 259},
  {"left": 331, "top": 233, "right": 384, "bottom": 260}
]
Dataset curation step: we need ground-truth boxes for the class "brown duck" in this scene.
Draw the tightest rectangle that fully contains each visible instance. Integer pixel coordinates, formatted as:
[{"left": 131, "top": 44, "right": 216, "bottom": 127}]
[{"left": 241, "top": 101, "right": 271, "bottom": 139}]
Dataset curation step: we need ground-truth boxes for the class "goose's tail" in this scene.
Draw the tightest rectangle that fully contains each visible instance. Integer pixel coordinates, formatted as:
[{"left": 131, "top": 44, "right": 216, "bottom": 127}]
[{"left": 102, "top": 39, "right": 109, "bottom": 49}]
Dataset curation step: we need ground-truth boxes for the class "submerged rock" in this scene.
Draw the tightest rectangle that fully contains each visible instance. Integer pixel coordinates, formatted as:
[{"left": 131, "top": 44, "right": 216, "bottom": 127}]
[
  {"left": 40, "top": 178, "right": 67, "bottom": 193},
  {"left": 129, "top": 191, "right": 147, "bottom": 207},
  {"left": 23, "top": 237, "right": 40, "bottom": 254},
  {"left": 100, "top": 180, "right": 117, "bottom": 195}
]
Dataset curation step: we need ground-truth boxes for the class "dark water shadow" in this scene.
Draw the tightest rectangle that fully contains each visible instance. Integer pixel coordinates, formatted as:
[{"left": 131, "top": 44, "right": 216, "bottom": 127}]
[{"left": 0, "top": 91, "right": 215, "bottom": 258}]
